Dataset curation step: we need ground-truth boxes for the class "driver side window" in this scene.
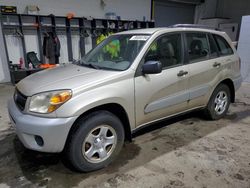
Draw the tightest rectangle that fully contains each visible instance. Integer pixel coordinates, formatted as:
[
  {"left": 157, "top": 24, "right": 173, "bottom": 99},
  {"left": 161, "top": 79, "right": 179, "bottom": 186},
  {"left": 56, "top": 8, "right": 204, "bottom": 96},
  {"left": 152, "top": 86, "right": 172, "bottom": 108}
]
[{"left": 145, "top": 34, "right": 183, "bottom": 69}]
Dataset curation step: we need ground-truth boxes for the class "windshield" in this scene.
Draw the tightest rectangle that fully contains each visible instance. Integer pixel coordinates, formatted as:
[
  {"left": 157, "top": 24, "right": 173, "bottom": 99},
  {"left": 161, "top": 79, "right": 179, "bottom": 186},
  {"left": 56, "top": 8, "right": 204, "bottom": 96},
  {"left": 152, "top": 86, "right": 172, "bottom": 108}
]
[{"left": 80, "top": 34, "right": 150, "bottom": 71}]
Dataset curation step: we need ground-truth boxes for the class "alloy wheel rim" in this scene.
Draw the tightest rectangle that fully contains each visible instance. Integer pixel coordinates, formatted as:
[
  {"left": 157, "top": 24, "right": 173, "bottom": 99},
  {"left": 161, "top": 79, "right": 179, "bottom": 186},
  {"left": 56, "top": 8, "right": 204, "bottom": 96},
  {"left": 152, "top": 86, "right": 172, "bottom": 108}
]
[
  {"left": 82, "top": 125, "right": 117, "bottom": 163},
  {"left": 214, "top": 91, "right": 228, "bottom": 115}
]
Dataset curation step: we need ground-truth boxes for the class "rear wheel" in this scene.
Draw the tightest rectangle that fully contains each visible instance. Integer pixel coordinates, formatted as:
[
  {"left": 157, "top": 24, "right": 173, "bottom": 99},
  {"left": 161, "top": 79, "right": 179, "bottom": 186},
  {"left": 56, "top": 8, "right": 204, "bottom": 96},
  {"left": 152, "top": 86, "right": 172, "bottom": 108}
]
[
  {"left": 65, "top": 111, "right": 125, "bottom": 172},
  {"left": 204, "top": 84, "right": 231, "bottom": 120}
]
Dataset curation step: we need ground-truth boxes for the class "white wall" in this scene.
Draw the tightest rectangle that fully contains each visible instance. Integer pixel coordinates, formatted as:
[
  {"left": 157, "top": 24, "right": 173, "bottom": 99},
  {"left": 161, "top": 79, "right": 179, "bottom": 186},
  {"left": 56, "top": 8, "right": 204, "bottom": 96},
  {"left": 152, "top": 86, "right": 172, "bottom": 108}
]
[
  {"left": 0, "top": 24, "right": 10, "bottom": 83},
  {"left": 0, "top": 23, "right": 11, "bottom": 83},
  {"left": 0, "top": 0, "right": 151, "bottom": 83},
  {"left": 0, "top": 0, "right": 151, "bottom": 20}
]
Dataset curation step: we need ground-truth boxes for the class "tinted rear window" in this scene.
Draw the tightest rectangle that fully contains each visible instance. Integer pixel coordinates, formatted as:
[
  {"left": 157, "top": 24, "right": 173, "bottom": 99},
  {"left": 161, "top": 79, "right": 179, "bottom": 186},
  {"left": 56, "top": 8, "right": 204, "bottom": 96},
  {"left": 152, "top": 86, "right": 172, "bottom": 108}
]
[{"left": 213, "top": 34, "right": 233, "bottom": 56}]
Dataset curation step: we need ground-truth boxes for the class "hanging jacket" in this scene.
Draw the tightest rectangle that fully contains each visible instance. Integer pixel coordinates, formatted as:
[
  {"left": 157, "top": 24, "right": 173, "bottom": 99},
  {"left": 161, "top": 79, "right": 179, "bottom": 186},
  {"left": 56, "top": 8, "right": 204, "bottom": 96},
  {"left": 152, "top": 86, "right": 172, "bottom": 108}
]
[
  {"left": 43, "top": 32, "right": 61, "bottom": 58},
  {"left": 42, "top": 35, "right": 47, "bottom": 56},
  {"left": 54, "top": 35, "right": 61, "bottom": 57}
]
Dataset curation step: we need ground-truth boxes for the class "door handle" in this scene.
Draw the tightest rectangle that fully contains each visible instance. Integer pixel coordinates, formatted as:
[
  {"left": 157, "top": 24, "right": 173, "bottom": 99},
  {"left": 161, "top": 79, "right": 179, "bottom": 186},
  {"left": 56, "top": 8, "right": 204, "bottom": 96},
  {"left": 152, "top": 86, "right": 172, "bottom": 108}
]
[
  {"left": 177, "top": 70, "right": 188, "bottom": 77},
  {"left": 213, "top": 62, "right": 221, "bottom": 68}
]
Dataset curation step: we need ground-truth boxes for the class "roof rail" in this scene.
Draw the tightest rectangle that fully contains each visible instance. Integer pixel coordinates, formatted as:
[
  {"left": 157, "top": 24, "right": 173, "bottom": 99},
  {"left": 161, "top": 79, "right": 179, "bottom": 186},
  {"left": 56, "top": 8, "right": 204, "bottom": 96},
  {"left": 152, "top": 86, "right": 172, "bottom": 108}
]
[{"left": 169, "top": 24, "right": 221, "bottom": 31}]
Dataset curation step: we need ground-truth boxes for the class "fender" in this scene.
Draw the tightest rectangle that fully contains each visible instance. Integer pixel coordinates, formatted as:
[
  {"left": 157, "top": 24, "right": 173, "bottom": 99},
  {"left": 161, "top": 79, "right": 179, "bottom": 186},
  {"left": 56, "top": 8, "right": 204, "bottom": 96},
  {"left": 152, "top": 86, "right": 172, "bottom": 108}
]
[{"left": 55, "top": 82, "right": 136, "bottom": 129}]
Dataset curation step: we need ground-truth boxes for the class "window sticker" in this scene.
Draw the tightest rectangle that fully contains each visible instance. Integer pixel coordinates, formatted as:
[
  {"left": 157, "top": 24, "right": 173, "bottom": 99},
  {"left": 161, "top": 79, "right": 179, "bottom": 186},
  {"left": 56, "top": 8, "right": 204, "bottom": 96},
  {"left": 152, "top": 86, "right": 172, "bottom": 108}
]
[{"left": 129, "top": 35, "right": 150, "bottom": 41}]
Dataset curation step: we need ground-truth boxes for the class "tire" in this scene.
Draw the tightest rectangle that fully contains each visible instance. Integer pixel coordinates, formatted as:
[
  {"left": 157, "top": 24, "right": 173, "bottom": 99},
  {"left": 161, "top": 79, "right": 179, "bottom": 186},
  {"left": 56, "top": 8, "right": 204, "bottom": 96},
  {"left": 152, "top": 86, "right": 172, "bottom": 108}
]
[
  {"left": 204, "top": 84, "right": 231, "bottom": 120},
  {"left": 65, "top": 110, "right": 125, "bottom": 172}
]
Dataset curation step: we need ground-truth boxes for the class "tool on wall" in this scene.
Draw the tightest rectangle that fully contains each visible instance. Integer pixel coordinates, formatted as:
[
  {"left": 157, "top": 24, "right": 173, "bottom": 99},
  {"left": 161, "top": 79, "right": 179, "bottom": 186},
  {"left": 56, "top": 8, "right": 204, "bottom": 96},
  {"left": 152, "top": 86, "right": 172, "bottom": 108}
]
[
  {"left": 12, "top": 29, "right": 23, "bottom": 37},
  {"left": 26, "top": 51, "right": 41, "bottom": 68},
  {"left": 80, "top": 30, "right": 89, "bottom": 38}
]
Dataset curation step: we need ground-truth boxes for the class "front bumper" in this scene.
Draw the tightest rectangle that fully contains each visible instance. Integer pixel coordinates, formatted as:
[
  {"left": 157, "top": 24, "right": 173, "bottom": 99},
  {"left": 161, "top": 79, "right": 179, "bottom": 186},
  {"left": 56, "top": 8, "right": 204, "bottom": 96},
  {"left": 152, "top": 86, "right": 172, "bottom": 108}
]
[{"left": 8, "top": 98, "right": 78, "bottom": 153}]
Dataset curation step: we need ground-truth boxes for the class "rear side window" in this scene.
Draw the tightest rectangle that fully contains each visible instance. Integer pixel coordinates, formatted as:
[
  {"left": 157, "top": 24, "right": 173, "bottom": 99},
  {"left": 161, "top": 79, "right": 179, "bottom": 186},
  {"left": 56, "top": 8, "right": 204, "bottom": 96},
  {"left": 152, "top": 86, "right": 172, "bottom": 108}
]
[
  {"left": 213, "top": 34, "right": 234, "bottom": 56},
  {"left": 186, "top": 33, "right": 210, "bottom": 63}
]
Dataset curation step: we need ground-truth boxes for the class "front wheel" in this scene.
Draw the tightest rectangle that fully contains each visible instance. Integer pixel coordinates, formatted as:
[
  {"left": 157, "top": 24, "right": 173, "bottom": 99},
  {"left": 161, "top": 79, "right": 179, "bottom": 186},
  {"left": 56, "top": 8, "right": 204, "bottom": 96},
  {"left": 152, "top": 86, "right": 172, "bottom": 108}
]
[
  {"left": 65, "top": 111, "right": 125, "bottom": 172},
  {"left": 204, "top": 84, "right": 231, "bottom": 120}
]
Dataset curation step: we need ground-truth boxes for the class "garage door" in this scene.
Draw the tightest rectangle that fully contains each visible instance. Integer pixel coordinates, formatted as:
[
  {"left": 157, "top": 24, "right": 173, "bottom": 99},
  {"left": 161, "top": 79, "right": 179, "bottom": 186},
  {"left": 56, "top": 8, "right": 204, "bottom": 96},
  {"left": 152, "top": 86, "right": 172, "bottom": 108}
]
[{"left": 154, "top": 0, "right": 195, "bottom": 27}]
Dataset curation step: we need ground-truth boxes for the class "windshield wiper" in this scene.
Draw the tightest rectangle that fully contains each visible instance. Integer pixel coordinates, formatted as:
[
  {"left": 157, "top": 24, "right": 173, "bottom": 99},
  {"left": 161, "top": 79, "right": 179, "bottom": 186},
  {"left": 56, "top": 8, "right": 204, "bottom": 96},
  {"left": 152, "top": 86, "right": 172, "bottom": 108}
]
[
  {"left": 72, "top": 59, "right": 80, "bottom": 64},
  {"left": 86, "top": 63, "right": 100, "bottom": 69},
  {"left": 78, "top": 59, "right": 100, "bottom": 69}
]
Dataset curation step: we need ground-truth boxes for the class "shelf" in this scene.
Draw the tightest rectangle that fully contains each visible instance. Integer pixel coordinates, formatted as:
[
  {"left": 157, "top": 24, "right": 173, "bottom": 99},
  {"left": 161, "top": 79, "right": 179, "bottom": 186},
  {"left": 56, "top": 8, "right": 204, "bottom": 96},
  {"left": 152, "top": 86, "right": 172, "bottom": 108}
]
[
  {"left": 1, "top": 13, "right": 154, "bottom": 23},
  {"left": 82, "top": 26, "right": 92, "bottom": 29},
  {"left": 94, "top": 27, "right": 105, "bottom": 30},
  {"left": 22, "top": 25, "right": 39, "bottom": 28},
  {"left": 55, "top": 26, "right": 67, "bottom": 28},
  {"left": 40, "top": 25, "right": 55, "bottom": 28},
  {"left": 2, "top": 24, "right": 20, "bottom": 28},
  {"left": 3, "top": 22, "right": 20, "bottom": 27},
  {"left": 10, "top": 68, "right": 44, "bottom": 72}
]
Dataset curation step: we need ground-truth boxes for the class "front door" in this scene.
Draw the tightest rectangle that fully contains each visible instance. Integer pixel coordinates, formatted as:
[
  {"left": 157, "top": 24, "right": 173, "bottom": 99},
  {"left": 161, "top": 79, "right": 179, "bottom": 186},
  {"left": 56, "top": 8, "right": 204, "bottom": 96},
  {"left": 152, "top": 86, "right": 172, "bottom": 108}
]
[{"left": 134, "top": 33, "right": 189, "bottom": 127}]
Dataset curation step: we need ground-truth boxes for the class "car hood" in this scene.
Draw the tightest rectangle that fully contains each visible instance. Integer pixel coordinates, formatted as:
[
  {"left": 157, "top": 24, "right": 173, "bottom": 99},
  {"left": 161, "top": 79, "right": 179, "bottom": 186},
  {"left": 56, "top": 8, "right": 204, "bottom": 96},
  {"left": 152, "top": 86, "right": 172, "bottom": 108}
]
[{"left": 17, "top": 64, "right": 120, "bottom": 96}]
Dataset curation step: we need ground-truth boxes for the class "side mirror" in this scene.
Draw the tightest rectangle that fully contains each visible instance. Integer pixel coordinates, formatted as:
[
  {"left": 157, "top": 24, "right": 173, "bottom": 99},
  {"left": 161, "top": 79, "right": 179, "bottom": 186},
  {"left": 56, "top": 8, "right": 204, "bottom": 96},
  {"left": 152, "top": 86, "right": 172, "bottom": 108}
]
[{"left": 142, "top": 61, "right": 162, "bottom": 74}]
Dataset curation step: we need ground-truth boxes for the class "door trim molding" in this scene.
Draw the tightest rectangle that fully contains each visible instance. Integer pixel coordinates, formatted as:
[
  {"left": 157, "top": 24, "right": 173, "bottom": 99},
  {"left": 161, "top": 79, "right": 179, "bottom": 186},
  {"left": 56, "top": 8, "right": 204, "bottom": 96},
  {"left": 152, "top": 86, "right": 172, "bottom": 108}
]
[
  {"left": 133, "top": 105, "right": 205, "bottom": 133},
  {"left": 144, "top": 91, "right": 189, "bottom": 113},
  {"left": 144, "top": 84, "right": 209, "bottom": 114},
  {"left": 189, "top": 84, "right": 209, "bottom": 100}
]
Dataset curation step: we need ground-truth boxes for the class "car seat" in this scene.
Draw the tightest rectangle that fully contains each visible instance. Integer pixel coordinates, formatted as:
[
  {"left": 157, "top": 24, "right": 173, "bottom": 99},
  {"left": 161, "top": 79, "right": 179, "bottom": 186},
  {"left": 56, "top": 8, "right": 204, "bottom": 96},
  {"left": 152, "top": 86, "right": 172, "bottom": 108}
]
[
  {"left": 190, "top": 40, "right": 203, "bottom": 58},
  {"left": 158, "top": 40, "right": 177, "bottom": 67},
  {"left": 26, "top": 51, "right": 42, "bottom": 68}
]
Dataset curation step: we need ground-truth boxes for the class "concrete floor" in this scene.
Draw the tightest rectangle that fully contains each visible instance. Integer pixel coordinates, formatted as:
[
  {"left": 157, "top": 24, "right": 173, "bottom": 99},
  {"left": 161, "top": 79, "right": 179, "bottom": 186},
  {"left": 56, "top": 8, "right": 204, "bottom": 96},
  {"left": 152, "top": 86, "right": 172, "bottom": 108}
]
[{"left": 0, "top": 83, "right": 250, "bottom": 188}]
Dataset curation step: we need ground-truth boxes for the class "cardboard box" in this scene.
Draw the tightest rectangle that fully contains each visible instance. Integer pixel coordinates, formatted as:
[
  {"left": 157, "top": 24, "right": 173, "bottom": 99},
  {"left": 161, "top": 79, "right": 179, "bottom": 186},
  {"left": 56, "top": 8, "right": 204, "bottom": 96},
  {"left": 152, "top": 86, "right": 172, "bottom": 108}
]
[{"left": 26, "top": 5, "right": 40, "bottom": 15}]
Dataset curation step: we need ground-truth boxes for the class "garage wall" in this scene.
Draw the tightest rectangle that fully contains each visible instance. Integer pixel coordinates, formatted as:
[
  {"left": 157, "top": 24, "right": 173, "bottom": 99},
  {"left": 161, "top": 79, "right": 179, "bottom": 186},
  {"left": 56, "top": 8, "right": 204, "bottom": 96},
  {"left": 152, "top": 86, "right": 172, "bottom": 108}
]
[
  {"left": 195, "top": 0, "right": 250, "bottom": 25},
  {"left": 216, "top": 0, "right": 250, "bottom": 24},
  {"left": 0, "top": 0, "right": 151, "bottom": 20},
  {"left": 194, "top": 0, "right": 218, "bottom": 23},
  {"left": 0, "top": 0, "right": 151, "bottom": 83}
]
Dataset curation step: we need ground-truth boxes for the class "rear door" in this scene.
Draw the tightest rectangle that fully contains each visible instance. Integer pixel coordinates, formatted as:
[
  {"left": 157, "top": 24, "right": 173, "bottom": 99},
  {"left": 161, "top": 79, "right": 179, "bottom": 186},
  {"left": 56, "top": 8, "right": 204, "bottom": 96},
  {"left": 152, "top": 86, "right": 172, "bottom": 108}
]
[
  {"left": 185, "top": 32, "right": 222, "bottom": 108},
  {"left": 134, "top": 33, "right": 190, "bottom": 127},
  {"left": 212, "top": 34, "right": 236, "bottom": 72}
]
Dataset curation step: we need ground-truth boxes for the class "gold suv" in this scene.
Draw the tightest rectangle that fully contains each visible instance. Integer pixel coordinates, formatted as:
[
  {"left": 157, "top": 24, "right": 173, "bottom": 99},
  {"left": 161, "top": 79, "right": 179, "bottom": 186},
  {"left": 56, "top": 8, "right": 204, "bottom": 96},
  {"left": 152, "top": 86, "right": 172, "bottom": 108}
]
[{"left": 8, "top": 25, "right": 242, "bottom": 172}]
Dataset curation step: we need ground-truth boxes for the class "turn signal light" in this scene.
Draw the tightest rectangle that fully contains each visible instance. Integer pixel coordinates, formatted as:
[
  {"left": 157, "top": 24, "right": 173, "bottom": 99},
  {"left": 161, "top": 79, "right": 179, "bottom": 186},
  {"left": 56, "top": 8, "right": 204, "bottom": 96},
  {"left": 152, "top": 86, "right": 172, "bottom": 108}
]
[{"left": 50, "top": 91, "right": 72, "bottom": 105}]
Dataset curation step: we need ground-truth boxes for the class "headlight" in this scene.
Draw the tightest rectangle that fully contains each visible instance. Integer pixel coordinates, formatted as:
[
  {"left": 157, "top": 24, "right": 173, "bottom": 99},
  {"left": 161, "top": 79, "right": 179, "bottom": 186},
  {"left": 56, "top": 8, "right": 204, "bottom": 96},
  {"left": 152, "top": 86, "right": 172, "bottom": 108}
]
[{"left": 29, "top": 90, "right": 72, "bottom": 113}]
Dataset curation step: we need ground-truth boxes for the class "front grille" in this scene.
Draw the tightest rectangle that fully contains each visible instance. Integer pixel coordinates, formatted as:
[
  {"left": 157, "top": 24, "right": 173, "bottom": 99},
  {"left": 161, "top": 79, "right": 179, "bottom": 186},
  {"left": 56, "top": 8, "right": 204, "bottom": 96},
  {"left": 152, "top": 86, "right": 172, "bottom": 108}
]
[{"left": 14, "top": 89, "right": 27, "bottom": 111}]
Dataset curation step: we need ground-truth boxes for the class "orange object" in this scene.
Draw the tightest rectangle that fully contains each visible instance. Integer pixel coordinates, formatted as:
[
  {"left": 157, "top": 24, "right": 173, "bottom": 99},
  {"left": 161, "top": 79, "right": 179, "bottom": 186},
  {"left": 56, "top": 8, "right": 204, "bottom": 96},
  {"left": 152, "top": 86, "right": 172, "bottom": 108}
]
[
  {"left": 66, "top": 12, "right": 75, "bottom": 19},
  {"left": 39, "top": 64, "right": 56, "bottom": 69},
  {"left": 50, "top": 92, "right": 72, "bottom": 105},
  {"left": 33, "top": 23, "right": 39, "bottom": 28}
]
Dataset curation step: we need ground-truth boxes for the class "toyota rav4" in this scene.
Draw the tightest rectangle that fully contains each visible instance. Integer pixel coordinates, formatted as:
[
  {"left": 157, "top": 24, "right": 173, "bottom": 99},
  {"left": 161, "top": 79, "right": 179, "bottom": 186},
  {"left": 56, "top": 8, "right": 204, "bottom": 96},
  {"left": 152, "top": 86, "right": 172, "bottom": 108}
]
[{"left": 8, "top": 25, "right": 242, "bottom": 172}]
